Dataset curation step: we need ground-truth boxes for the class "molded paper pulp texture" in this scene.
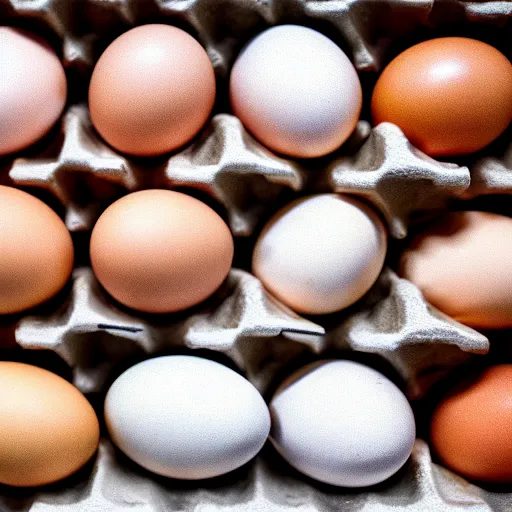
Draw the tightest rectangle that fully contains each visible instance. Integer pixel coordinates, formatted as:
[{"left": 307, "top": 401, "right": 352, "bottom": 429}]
[{"left": 0, "top": 0, "right": 511, "bottom": 510}]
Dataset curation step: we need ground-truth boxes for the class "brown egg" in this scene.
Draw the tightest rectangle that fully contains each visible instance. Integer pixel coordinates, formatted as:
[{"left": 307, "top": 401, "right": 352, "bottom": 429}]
[
  {"left": 0, "top": 362, "right": 100, "bottom": 487},
  {"left": 400, "top": 211, "right": 512, "bottom": 329},
  {"left": 89, "top": 24, "right": 215, "bottom": 156},
  {"left": 431, "top": 365, "right": 512, "bottom": 483},
  {"left": 0, "top": 186, "right": 74, "bottom": 314},
  {"left": 90, "top": 190, "right": 234, "bottom": 313},
  {"left": 372, "top": 38, "right": 512, "bottom": 156},
  {"left": 0, "top": 27, "right": 67, "bottom": 156}
]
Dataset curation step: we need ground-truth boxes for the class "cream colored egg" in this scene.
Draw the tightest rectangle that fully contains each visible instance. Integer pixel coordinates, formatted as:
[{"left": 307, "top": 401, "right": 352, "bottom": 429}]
[
  {"left": 230, "top": 25, "right": 362, "bottom": 158},
  {"left": 253, "top": 194, "right": 387, "bottom": 314}
]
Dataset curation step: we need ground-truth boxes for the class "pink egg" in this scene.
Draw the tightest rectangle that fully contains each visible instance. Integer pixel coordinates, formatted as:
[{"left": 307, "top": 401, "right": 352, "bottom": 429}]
[
  {"left": 0, "top": 28, "right": 67, "bottom": 156},
  {"left": 89, "top": 25, "right": 216, "bottom": 157}
]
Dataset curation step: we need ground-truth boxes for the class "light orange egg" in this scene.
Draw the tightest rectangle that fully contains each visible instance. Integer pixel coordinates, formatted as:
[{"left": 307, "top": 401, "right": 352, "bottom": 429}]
[
  {"left": 431, "top": 365, "right": 512, "bottom": 483},
  {"left": 89, "top": 24, "right": 216, "bottom": 156},
  {"left": 372, "top": 37, "right": 512, "bottom": 156},
  {"left": 90, "top": 190, "right": 234, "bottom": 313},
  {"left": 0, "top": 186, "right": 74, "bottom": 314},
  {"left": 0, "top": 362, "right": 100, "bottom": 487}
]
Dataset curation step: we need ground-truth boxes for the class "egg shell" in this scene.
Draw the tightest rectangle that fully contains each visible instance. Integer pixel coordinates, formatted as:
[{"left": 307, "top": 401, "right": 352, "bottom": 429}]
[
  {"left": 0, "top": 186, "right": 74, "bottom": 314},
  {"left": 371, "top": 37, "right": 512, "bottom": 156},
  {"left": 0, "top": 27, "right": 67, "bottom": 156},
  {"left": 0, "top": 362, "right": 100, "bottom": 487},
  {"left": 90, "top": 190, "right": 234, "bottom": 313},
  {"left": 270, "top": 360, "right": 416, "bottom": 487},
  {"left": 230, "top": 25, "right": 362, "bottom": 158},
  {"left": 252, "top": 194, "right": 387, "bottom": 314},
  {"left": 89, "top": 24, "right": 215, "bottom": 156},
  {"left": 105, "top": 356, "right": 271, "bottom": 480},
  {"left": 431, "top": 365, "right": 512, "bottom": 483},
  {"left": 400, "top": 211, "right": 512, "bottom": 329}
]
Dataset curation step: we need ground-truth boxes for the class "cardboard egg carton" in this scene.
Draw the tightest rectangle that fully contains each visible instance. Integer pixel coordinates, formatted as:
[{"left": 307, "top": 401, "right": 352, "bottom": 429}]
[{"left": 0, "top": 0, "right": 511, "bottom": 510}]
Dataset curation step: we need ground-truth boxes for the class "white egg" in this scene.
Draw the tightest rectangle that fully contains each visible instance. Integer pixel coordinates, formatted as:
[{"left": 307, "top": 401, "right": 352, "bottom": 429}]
[
  {"left": 253, "top": 194, "right": 387, "bottom": 315},
  {"left": 270, "top": 360, "right": 416, "bottom": 487},
  {"left": 230, "top": 25, "right": 362, "bottom": 158},
  {"left": 105, "top": 356, "right": 270, "bottom": 480}
]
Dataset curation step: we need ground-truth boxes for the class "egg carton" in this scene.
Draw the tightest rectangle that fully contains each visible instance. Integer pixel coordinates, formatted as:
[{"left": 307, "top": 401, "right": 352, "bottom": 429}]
[
  {"left": 0, "top": 0, "right": 511, "bottom": 510},
  {"left": 9, "top": 265, "right": 487, "bottom": 400}
]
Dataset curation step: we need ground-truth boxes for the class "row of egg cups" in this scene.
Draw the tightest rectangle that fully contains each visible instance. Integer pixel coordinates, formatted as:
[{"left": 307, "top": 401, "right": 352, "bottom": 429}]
[
  {"left": 4, "top": 178, "right": 512, "bottom": 334},
  {"left": 1, "top": 184, "right": 382, "bottom": 317},
  {"left": 2, "top": 22, "right": 511, "bottom": 163},
  {"left": 3, "top": 347, "right": 511, "bottom": 491},
  {"left": 0, "top": 353, "right": 415, "bottom": 489}
]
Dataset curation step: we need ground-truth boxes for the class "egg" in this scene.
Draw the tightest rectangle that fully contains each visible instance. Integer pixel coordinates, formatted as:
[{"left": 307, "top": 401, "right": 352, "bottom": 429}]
[
  {"left": 372, "top": 37, "right": 512, "bottom": 156},
  {"left": 105, "top": 355, "right": 270, "bottom": 479},
  {"left": 270, "top": 360, "right": 416, "bottom": 487},
  {"left": 90, "top": 190, "right": 233, "bottom": 313},
  {"left": 253, "top": 194, "right": 387, "bottom": 314},
  {"left": 0, "top": 362, "right": 99, "bottom": 487},
  {"left": 0, "top": 186, "right": 74, "bottom": 314},
  {"left": 431, "top": 365, "right": 512, "bottom": 483},
  {"left": 230, "top": 25, "right": 362, "bottom": 158},
  {"left": 0, "top": 27, "right": 67, "bottom": 156},
  {"left": 400, "top": 211, "right": 512, "bottom": 329},
  {"left": 89, "top": 24, "right": 215, "bottom": 156}
]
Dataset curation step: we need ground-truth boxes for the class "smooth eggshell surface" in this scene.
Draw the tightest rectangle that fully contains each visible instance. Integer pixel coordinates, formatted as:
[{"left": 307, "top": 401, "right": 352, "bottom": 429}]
[
  {"left": 400, "top": 211, "right": 512, "bottom": 329},
  {"left": 372, "top": 37, "right": 512, "bottom": 156},
  {"left": 90, "top": 190, "right": 233, "bottom": 313},
  {"left": 431, "top": 365, "right": 512, "bottom": 483},
  {"left": 105, "top": 356, "right": 271, "bottom": 480},
  {"left": 0, "top": 362, "right": 100, "bottom": 487},
  {"left": 270, "top": 360, "right": 416, "bottom": 487},
  {"left": 89, "top": 24, "right": 215, "bottom": 156},
  {"left": 253, "top": 194, "right": 387, "bottom": 314},
  {"left": 0, "top": 27, "right": 67, "bottom": 156},
  {"left": 230, "top": 25, "right": 362, "bottom": 158},
  {"left": 0, "top": 186, "right": 74, "bottom": 314}
]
